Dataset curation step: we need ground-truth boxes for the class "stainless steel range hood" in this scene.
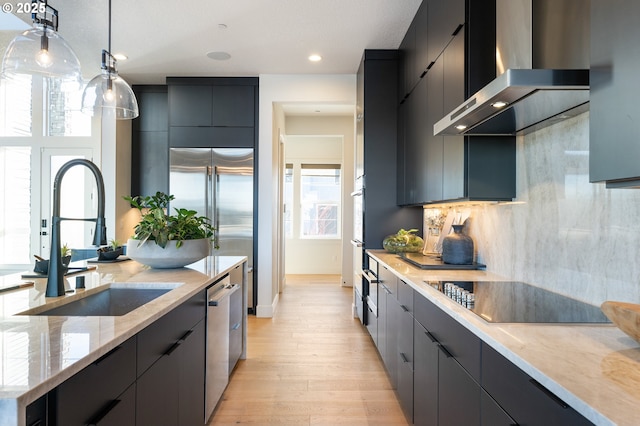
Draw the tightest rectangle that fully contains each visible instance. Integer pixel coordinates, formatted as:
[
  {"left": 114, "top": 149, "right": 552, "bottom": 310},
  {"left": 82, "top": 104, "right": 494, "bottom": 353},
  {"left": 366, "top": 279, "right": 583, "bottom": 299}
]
[
  {"left": 433, "top": 68, "right": 589, "bottom": 136},
  {"left": 434, "top": 0, "right": 590, "bottom": 137}
]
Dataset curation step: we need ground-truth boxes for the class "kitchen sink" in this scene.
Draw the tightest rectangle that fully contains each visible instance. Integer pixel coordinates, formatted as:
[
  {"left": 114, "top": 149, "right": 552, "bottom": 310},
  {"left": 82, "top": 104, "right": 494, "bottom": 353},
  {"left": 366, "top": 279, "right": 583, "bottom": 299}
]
[{"left": 20, "top": 283, "right": 181, "bottom": 316}]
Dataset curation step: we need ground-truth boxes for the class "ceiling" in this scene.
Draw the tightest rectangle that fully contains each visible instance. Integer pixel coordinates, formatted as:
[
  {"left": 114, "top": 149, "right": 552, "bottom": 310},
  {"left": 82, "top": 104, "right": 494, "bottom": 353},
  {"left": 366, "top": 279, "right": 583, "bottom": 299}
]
[{"left": 0, "top": 0, "right": 421, "bottom": 88}]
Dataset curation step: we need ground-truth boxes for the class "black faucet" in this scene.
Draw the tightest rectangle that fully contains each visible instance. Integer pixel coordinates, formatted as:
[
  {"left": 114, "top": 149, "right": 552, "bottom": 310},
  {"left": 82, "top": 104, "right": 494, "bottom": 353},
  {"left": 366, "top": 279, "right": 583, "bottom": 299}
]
[{"left": 46, "top": 159, "right": 107, "bottom": 297}]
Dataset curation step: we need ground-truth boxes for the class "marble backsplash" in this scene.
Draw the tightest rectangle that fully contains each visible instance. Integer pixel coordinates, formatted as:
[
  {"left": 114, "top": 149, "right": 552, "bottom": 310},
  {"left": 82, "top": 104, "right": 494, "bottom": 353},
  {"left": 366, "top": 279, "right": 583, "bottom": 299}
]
[{"left": 427, "top": 112, "right": 640, "bottom": 306}]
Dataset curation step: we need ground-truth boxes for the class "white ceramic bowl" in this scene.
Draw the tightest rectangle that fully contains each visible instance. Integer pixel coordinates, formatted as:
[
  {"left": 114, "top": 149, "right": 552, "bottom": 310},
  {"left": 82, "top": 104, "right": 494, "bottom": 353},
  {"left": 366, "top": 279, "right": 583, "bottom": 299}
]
[{"left": 126, "top": 238, "right": 210, "bottom": 268}]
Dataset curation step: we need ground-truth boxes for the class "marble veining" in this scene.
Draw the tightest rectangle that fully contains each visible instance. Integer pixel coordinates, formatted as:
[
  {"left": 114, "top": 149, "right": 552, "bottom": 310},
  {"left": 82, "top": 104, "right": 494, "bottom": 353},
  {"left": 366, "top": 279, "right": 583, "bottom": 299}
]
[
  {"left": 370, "top": 250, "right": 640, "bottom": 426},
  {"left": 430, "top": 112, "right": 640, "bottom": 307},
  {"left": 0, "top": 255, "right": 246, "bottom": 426}
]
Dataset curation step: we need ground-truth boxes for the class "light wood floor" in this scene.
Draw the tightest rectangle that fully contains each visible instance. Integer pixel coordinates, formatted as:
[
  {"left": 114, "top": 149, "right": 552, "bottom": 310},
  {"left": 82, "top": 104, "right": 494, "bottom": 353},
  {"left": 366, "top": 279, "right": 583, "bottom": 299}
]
[{"left": 207, "top": 274, "right": 409, "bottom": 425}]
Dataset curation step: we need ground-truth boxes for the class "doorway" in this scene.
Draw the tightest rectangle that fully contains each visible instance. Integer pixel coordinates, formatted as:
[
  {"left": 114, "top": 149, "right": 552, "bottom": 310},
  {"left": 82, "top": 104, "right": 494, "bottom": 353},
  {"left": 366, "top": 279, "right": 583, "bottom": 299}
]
[
  {"left": 275, "top": 110, "right": 355, "bottom": 293},
  {"left": 283, "top": 135, "right": 343, "bottom": 274},
  {"left": 40, "top": 148, "right": 95, "bottom": 257}
]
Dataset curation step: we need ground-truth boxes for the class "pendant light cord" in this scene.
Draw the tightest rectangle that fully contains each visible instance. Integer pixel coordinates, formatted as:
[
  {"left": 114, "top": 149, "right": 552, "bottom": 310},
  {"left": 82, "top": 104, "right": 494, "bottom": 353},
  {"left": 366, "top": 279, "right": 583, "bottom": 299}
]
[{"left": 108, "top": 0, "right": 111, "bottom": 55}]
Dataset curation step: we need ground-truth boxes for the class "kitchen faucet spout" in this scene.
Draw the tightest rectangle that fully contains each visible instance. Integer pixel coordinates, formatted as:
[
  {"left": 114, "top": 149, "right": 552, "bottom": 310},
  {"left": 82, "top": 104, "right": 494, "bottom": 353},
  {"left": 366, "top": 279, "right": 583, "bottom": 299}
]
[{"left": 46, "top": 159, "right": 107, "bottom": 297}]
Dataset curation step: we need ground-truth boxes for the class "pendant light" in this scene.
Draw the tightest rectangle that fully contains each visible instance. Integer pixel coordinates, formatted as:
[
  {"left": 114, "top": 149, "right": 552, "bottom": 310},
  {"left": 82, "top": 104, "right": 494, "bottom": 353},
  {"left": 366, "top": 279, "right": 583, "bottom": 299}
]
[
  {"left": 81, "top": 0, "right": 138, "bottom": 120},
  {"left": 1, "top": 0, "right": 82, "bottom": 88}
]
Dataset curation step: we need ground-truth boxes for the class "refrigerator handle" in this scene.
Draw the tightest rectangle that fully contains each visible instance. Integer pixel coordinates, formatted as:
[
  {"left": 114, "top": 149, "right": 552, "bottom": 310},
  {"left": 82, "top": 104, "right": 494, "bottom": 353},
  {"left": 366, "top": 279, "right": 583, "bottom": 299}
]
[{"left": 212, "top": 166, "right": 220, "bottom": 244}]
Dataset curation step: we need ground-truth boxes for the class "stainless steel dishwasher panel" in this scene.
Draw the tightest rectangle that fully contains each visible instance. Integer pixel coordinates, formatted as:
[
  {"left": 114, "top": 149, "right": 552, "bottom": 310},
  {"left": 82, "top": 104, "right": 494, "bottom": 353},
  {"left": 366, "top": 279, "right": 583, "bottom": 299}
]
[
  {"left": 205, "top": 275, "right": 231, "bottom": 422},
  {"left": 228, "top": 283, "right": 243, "bottom": 373}
]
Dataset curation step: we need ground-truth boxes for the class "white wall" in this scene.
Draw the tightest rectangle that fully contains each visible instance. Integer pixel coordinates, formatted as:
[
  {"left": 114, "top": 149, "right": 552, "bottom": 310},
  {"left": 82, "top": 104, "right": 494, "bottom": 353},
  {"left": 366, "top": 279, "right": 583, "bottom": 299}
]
[
  {"left": 285, "top": 115, "right": 355, "bottom": 283},
  {"left": 257, "top": 74, "right": 356, "bottom": 317},
  {"left": 284, "top": 135, "right": 343, "bottom": 275}
]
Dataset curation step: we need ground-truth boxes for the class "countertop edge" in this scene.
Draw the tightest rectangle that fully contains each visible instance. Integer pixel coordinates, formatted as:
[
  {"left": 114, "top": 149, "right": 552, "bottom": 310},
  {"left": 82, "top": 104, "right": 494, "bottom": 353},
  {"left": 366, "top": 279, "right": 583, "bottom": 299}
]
[
  {"left": 1, "top": 255, "right": 247, "bottom": 424},
  {"left": 368, "top": 250, "right": 623, "bottom": 426}
]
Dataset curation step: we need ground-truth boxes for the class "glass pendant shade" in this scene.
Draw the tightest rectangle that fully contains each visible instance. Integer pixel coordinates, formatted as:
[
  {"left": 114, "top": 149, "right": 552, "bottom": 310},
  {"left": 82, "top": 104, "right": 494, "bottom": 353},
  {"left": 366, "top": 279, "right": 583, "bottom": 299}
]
[
  {"left": 81, "top": 67, "right": 139, "bottom": 120},
  {"left": 1, "top": 24, "right": 82, "bottom": 88}
]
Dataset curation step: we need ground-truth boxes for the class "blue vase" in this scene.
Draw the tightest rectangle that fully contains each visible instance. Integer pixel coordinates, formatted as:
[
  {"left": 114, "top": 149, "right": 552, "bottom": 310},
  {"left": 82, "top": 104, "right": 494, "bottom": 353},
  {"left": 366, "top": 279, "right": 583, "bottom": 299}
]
[{"left": 442, "top": 225, "right": 474, "bottom": 265}]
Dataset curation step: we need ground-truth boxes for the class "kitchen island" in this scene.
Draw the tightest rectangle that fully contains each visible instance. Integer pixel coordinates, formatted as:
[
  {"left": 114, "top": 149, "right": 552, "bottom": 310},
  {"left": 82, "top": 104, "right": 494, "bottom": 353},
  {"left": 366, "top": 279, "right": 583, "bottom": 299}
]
[
  {"left": 0, "top": 255, "right": 247, "bottom": 426},
  {"left": 368, "top": 250, "right": 640, "bottom": 426}
]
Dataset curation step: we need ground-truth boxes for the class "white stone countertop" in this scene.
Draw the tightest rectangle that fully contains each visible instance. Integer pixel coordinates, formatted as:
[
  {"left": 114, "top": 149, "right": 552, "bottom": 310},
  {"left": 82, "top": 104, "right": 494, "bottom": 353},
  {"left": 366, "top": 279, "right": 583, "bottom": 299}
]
[
  {"left": 0, "top": 255, "right": 246, "bottom": 426},
  {"left": 368, "top": 250, "right": 640, "bottom": 426}
]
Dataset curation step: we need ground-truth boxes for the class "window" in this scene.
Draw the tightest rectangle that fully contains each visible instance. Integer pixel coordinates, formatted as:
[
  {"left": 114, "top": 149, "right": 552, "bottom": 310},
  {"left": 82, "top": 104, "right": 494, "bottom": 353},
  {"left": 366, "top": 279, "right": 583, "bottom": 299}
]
[
  {"left": 284, "top": 164, "right": 293, "bottom": 237},
  {"left": 300, "top": 164, "right": 341, "bottom": 238},
  {"left": 46, "top": 79, "right": 91, "bottom": 137},
  {"left": 0, "top": 74, "right": 32, "bottom": 136},
  {"left": 0, "top": 147, "right": 31, "bottom": 266}
]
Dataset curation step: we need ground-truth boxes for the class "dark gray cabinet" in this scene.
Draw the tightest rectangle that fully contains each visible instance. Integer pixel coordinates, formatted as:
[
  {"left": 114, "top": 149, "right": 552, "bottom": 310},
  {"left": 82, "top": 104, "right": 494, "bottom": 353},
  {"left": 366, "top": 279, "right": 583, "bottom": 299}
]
[
  {"left": 398, "top": 0, "right": 515, "bottom": 205},
  {"left": 396, "top": 280, "right": 414, "bottom": 423},
  {"left": 137, "top": 291, "right": 206, "bottom": 425},
  {"left": 356, "top": 51, "right": 423, "bottom": 247},
  {"left": 481, "top": 390, "right": 516, "bottom": 426},
  {"left": 589, "top": 0, "right": 640, "bottom": 187},
  {"left": 414, "top": 291, "right": 481, "bottom": 426},
  {"left": 481, "top": 343, "right": 592, "bottom": 426},
  {"left": 426, "top": 0, "right": 464, "bottom": 68},
  {"left": 178, "top": 319, "right": 206, "bottom": 426},
  {"left": 23, "top": 290, "right": 214, "bottom": 426},
  {"left": 368, "top": 255, "right": 594, "bottom": 426},
  {"left": 414, "top": 320, "right": 438, "bottom": 426},
  {"left": 131, "top": 85, "right": 169, "bottom": 197},
  {"left": 438, "top": 348, "right": 480, "bottom": 425},
  {"left": 55, "top": 337, "right": 137, "bottom": 426},
  {"left": 378, "top": 265, "right": 398, "bottom": 371},
  {"left": 167, "top": 77, "right": 257, "bottom": 149}
]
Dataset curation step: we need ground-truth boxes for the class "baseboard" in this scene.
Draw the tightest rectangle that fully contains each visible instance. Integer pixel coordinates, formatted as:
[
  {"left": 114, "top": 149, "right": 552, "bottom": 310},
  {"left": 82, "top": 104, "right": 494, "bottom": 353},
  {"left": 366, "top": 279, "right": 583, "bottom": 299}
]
[{"left": 255, "top": 292, "right": 279, "bottom": 318}]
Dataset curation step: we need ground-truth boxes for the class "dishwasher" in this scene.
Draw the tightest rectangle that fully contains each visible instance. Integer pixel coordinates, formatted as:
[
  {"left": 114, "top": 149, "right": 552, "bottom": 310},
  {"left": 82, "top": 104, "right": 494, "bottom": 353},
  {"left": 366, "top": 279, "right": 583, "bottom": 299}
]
[{"left": 205, "top": 274, "right": 241, "bottom": 422}]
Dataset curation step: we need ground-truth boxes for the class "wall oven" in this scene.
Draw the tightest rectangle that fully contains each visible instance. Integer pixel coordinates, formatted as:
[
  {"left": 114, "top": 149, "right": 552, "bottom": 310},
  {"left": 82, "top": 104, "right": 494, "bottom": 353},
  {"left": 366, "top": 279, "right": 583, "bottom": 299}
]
[{"left": 363, "top": 256, "right": 378, "bottom": 341}]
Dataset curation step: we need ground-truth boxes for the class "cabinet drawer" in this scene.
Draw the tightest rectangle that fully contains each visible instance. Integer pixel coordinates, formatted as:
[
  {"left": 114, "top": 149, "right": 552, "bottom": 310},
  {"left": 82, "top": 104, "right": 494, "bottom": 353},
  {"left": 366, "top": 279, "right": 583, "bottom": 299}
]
[
  {"left": 137, "top": 291, "right": 206, "bottom": 376},
  {"left": 481, "top": 389, "right": 515, "bottom": 426},
  {"left": 397, "top": 280, "right": 414, "bottom": 315},
  {"left": 415, "top": 292, "right": 480, "bottom": 381},
  {"left": 481, "top": 343, "right": 592, "bottom": 426},
  {"left": 378, "top": 265, "right": 398, "bottom": 299},
  {"left": 56, "top": 337, "right": 136, "bottom": 425}
]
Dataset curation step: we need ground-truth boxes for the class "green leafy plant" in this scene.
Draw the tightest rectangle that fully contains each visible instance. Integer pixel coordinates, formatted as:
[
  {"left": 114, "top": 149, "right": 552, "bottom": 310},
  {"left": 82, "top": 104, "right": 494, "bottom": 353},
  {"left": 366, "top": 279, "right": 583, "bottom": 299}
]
[
  {"left": 61, "top": 243, "right": 72, "bottom": 258},
  {"left": 383, "top": 228, "right": 424, "bottom": 253},
  {"left": 109, "top": 239, "right": 121, "bottom": 249},
  {"left": 123, "top": 192, "right": 216, "bottom": 249}
]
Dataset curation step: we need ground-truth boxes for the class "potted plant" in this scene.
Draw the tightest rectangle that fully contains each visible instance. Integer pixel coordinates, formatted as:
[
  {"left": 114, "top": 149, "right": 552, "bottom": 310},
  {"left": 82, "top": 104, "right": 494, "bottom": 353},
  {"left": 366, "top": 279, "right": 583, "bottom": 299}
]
[
  {"left": 97, "top": 239, "right": 124, "bottom": 261},
  {"left": 123, "top": 192, "right": 216, "bottom": 268},
  {"left": 34, "top": 243, "right": 72, "bottom": 274},
  {"left": 382, "top": 228, "right": 424, "bottom": 254}
]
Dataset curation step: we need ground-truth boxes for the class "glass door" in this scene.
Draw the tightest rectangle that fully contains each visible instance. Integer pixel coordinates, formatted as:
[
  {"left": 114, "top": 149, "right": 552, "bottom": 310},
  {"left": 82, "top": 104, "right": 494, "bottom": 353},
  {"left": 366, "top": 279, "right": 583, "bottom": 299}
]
[{"left": 40, "top": 148, "right": 94, "bottom": 258}]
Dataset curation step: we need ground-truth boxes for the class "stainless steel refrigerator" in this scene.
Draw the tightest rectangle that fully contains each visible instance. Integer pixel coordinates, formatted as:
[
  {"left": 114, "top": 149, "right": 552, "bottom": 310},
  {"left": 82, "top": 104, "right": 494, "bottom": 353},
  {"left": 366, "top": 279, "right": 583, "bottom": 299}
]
[{"left": 170, "top": 148, "right": 255, "bottom": 311}]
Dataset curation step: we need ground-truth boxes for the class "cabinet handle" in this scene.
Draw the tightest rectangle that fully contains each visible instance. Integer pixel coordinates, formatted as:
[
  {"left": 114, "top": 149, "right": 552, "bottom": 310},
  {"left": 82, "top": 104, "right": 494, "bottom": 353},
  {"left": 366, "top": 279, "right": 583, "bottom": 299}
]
[
  {"left": 425, "top": 331, "right": 438, "bottom": 343},
  {"left": 401, "top": 305, "right": 409, "bottom": 312},
  {"left": 86, "top": 399, "right": 121, "bottom": 425},
  {"left": 93, "top": 345, "right": 121, "bottom": 366},
  {"left": 452, "top": 23, "right": 464, "bottom": 36},
  {"left": 528, "top": 379, "right": 569, "bottom": 409},
  {"left": 164, "top": 329, "right": 194, "bottom": 356},
  {"left": 438, "top": 344, "right": 453, "bottom": 358},
  {"left": 362, "top": 269, "right": 379, "bottom": 283},
  {"left": 231, "top": 322, "right": 241, "bottom": 330},
  {"left": 400, "top": 352, "right": 409, "bottom": 364},
  {"left": 164, "top": 341, "right": 182, "bottom": 356},
  {"left": 178, "top": 329, "right": 193, "bottom": 342}
]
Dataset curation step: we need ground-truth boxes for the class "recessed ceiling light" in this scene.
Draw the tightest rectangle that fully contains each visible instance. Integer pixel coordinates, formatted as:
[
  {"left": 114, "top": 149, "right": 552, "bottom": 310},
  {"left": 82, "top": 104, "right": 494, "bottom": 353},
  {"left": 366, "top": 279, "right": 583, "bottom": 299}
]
[
  {"left": 455, "top": 125, "right": 468, "bottom": 131},
  {"left": 218, "top": 24, "right": 227, "bottom": 30},
  {"left": 308, "top": 54, "right": 322, "bottom": 62},
  {"left": 113, "top": 53, "right": 128, "bottom": 61},
  {"left": 491, "top": 101, "right": 508, "bottom": 108},
  {"left": 207, "top": 51, "right": 231, "bottom": 61}
]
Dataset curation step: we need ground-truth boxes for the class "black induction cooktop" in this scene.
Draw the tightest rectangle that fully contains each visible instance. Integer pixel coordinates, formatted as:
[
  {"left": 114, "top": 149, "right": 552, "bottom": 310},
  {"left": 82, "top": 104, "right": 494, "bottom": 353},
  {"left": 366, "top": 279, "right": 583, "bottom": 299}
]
[{"left": 424, "top": 280, "right": 610, "bottom": 324}]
